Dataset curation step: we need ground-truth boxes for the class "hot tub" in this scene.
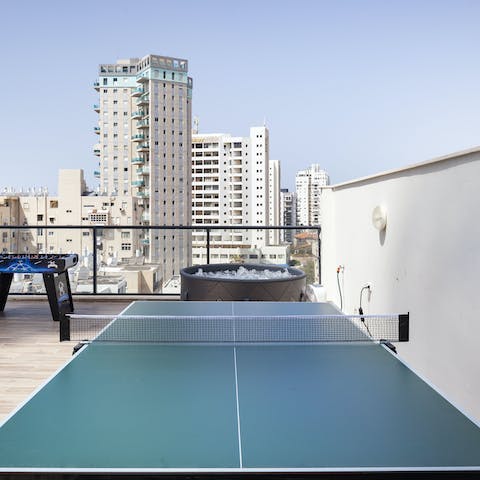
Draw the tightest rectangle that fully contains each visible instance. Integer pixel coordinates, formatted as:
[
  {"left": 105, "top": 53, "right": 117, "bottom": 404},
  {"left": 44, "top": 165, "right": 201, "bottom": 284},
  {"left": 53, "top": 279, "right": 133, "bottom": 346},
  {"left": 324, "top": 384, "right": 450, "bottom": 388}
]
[{"left": 180, "top": 263, "right": 306, "bottom": 301}]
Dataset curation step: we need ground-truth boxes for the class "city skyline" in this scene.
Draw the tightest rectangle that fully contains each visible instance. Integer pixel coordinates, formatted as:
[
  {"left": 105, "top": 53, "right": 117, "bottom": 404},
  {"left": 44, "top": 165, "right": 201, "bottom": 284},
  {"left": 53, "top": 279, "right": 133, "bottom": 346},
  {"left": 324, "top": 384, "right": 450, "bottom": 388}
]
[{"left": 2, "top": 0, "right": 480, "bottom": 193}]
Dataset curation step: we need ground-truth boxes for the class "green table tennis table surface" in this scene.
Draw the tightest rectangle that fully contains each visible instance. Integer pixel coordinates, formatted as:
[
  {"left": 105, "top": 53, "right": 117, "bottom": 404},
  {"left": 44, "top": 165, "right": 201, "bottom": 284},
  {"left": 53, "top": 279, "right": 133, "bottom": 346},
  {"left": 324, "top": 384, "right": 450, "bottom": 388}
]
[{"left": 0, "top": 301, "right": 480, "bottom": 478}]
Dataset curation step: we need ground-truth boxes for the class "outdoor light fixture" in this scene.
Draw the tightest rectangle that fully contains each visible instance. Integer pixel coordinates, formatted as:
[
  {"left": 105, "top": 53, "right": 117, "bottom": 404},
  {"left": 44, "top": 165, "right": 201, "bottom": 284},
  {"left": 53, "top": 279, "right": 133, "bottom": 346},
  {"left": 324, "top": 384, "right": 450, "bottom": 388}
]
[{"left": 372, "top": 205, "right": 387, "bottom": 231}]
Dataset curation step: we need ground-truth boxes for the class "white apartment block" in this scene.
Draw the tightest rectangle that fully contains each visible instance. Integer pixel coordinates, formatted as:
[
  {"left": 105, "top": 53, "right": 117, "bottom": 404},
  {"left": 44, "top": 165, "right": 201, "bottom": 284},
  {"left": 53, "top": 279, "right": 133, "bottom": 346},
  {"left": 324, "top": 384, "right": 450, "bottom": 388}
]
[
  {"left": 295, "top": 164, "right": 330, "bottom": 226},
  {"left": 94, "top": 54, "right": 192, "bottom": 281},
  {"left": 191, "top": 127, "right": 289, "bottom": 265},
  {"left": 280, "top": 188, "right": 297, "bottom": 243},
  {"left": 268, "top": 160, "right": 281, "bottom": 245}
]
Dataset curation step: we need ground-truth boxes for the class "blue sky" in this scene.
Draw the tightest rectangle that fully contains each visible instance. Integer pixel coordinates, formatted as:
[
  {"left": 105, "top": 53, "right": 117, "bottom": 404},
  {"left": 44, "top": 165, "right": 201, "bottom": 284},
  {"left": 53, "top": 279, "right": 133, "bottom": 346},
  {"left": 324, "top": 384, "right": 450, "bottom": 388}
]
[{"left": 1, "top": 0, "right": 480, "bottom": 192}]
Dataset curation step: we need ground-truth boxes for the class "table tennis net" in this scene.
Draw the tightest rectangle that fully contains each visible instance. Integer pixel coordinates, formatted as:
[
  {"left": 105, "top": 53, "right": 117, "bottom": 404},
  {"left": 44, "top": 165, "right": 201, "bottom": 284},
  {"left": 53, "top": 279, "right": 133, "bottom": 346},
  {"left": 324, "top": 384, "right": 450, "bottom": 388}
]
[{"left": 63, "top": 313, "right": 409, "bottom": 344}]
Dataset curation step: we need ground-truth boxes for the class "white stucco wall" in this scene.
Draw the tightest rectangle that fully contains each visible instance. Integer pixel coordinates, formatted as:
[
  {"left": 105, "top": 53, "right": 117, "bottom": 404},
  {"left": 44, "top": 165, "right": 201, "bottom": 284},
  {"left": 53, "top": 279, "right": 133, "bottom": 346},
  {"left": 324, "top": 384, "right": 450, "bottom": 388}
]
[{"left": 320, "top": 147, "right": 480, "bottom": 422}]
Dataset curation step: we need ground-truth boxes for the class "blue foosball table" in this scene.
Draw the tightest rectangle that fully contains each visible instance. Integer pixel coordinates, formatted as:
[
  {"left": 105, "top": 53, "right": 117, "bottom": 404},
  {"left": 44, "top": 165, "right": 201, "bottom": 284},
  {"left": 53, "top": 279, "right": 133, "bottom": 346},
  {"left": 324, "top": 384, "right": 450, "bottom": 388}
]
[{"left": 0, "top": 254, "right": 78, "bottom": 321}]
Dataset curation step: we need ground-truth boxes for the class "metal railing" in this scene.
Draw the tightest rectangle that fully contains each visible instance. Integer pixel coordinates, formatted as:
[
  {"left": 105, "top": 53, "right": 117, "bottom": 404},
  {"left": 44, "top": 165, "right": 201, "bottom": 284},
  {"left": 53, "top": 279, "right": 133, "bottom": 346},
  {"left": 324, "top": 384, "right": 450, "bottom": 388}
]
[{"left": 0, "top": 225, "right": 321, "bottom": 296}]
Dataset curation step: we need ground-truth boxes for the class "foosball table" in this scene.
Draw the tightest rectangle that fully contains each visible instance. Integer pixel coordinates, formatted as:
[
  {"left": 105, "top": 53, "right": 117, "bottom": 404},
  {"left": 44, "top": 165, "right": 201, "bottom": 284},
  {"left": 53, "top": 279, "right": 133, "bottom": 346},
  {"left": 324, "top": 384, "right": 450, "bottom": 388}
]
[{"left": 0, "top": 253, "right": 78, "bottom": 321}]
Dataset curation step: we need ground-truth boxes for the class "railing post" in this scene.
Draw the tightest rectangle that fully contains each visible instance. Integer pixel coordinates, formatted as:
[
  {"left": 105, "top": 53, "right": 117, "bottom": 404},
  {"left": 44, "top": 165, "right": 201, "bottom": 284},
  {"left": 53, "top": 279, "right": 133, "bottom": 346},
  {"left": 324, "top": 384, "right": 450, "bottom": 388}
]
[
  {"left": 206, "top": 228, "right": 211, "bottom": 264},
  {"left": 92, "top": 227, "right": 97, "bottom": 294}
]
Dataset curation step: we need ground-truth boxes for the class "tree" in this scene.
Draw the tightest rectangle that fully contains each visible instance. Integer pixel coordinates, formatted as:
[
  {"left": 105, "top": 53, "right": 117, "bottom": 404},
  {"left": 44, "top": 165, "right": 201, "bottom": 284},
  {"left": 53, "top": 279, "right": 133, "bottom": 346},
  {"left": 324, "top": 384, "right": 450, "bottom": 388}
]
[{"left": 300, "top": 259, "right": 316, "bottom": 284}]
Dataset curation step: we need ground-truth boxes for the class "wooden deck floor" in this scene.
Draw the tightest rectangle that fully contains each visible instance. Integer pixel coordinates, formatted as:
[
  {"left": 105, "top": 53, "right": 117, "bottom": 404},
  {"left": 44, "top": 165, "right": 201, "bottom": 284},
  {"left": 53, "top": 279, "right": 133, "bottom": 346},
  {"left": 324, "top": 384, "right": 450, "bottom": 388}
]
[{"left": 0, "top": 298, "right": 131, "bottom": 422}]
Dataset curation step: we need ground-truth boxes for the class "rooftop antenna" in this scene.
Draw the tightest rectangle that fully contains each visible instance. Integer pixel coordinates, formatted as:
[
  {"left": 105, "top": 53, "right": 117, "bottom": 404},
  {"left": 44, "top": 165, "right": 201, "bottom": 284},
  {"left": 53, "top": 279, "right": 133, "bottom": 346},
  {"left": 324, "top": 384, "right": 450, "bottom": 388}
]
[{"left": 193, "top": 116, "right": 199, "bottom": 134}]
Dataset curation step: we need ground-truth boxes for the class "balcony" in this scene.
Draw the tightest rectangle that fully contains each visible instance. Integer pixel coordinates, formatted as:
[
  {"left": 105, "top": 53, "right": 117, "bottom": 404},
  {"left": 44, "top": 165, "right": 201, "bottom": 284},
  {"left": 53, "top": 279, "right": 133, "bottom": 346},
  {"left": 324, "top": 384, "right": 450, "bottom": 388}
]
[
  {"left": 137, "top": 189, "right": 150, "bottom": 198},
  {"left": 137, "top": 75, "right": 149, "bottom": 83},
  {"left": 136, "top": 96, "right": 149, "bottom": 106},
  {"left": 94, "top": 127, "right": 100, "bottom": 134},
  {"left": 131, "top": 111, "right": 145, "bottom": 120},
  {"left": 93, "top": 104, "right": 100, "bottom": 112},
  {"left": 131, "top": 134, "right": 145, "bottom": 142},
  {"left": 131, "top": 87, "right": 145, "bottom": 97},
  {"left": 131, "top": 180, "right": 145, "bottom": 187},
  {"left": 93, "top": 149, "right": 101, "bottom": 156},
  {"left": 93, "top": 81, "right": 100, "bottom": 90},
  {"left": 136, "top": 120, "right": 150, "bottom": 129},
  {"left": 131, "top": 157, "right": 145, "bottom": 165},
  {"left": 93, "top": 170, "right": 100, "bottom": 178},
  {"left": 136, "top": 167, "right": 150, "bottom": 176},
  {"left": 137, "top": 143, "right": 150, "bottom": 152}
]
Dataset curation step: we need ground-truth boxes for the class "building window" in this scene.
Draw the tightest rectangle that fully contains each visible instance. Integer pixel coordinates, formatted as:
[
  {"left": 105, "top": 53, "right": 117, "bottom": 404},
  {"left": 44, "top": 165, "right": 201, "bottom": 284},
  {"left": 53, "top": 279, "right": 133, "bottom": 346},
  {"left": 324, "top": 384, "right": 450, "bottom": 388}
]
[
  {"left": 89, "top": 213, "right": 108, "bottom": 224},
  {"left": 121, "top": 243, "right": 132, "bottom": 251}
]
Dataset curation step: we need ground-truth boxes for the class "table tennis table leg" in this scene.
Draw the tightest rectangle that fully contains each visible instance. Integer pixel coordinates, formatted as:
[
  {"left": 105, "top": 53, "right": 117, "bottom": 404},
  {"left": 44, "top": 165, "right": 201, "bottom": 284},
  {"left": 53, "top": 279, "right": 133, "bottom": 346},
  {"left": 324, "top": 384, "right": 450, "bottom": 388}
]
[{"left": 0, "top": 273, "right": 13, "bottom": 311}]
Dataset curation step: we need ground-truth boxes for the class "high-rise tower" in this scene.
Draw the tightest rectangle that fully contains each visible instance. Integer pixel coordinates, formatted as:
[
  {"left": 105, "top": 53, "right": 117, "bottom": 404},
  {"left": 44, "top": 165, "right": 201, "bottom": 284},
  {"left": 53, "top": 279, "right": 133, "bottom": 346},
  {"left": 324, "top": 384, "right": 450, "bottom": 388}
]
[
  {"left": 280, "top": 188, "right": 297, "bottom": 243},
  {"left": 191, "top": 126, "right": 269, "bottom": 248},
  {"left": 295, "top": 164, "right": 329, "bottom": 226},
  {"left": 190, "top": 126, "right": 288, "bottom": 265},
  {"left": 94, "top": 54, "right": 192, "bottom": 281}
]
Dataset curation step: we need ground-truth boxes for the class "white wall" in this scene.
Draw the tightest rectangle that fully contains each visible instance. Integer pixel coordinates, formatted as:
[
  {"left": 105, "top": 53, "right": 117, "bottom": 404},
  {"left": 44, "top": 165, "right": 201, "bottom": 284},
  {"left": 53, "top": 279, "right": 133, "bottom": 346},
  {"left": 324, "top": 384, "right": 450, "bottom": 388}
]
[{"left": 320, "top": 148, "right": 480, "bottom": 422}]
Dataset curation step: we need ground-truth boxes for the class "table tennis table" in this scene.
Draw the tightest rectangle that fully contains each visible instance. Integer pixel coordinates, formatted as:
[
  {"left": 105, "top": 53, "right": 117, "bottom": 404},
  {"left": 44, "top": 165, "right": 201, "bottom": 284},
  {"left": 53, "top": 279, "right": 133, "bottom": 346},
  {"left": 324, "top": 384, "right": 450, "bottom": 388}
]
[{"left": 0, "top": 300, "right": 480, "bottom": 479}]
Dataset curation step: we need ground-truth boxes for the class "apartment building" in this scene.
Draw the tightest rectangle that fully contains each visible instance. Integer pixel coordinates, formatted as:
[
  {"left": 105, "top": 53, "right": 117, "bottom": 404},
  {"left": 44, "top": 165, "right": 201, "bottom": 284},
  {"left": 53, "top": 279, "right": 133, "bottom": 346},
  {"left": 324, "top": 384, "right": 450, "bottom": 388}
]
[
  {"left": 0, "top": 196, "right": 20, "bottom": 251},
  {"left": 295, "top": 164, "right": 330, "bottom": 226},
  {"left": 280, "top": 188, "right": 297, "bottom": 243},
  {"left": 191, "top": 127, "right": 288, "bottom": 265},
  {"left": 0, "top": 170, "right": 162, "bottom": 293},
  {"left": 0, "top": 170, "right": 141, "bottom": 259},
  {"left": 94, "top": 54, "right": 193, "bottom": 280}
]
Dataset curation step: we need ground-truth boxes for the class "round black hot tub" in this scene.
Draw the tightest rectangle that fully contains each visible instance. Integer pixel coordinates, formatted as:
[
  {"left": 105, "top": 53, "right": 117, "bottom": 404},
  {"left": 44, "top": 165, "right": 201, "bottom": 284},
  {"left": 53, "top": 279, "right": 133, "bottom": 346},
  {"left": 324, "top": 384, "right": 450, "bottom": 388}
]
[{"left": 180, "top": 263, "right": 306, "bottom": 301}]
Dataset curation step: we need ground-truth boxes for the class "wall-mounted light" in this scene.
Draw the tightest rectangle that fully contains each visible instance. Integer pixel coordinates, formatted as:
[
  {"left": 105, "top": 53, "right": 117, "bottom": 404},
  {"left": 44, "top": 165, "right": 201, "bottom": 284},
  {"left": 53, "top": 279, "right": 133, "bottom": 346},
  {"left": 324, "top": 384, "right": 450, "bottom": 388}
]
[{"left": 372, "top": 205, "right": 387, "bottom": 231}]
